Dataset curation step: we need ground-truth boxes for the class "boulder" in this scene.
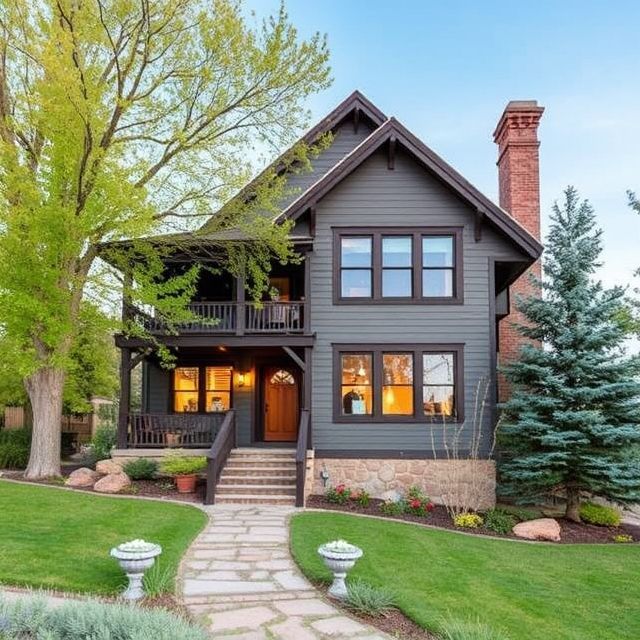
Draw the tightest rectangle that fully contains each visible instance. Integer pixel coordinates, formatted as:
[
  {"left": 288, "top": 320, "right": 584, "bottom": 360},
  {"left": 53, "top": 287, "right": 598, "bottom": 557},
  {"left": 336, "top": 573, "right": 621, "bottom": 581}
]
[
  {"left": 93, "top": 472, "right": 131, "bottom": 494},
  {"left": 95, "top": 459, "right": 123, "bottom": 475},
  {"left": 66, "top": 467, "right": 100, "bottom": 488},
  {"left": 513, "top": 518, "right": 561, "bottom": 542}
]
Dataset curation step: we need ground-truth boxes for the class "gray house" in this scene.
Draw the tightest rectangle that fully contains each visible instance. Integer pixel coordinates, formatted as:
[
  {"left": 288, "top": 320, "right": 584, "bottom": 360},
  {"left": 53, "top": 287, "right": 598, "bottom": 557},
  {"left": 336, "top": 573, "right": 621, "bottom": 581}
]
[{"left": 112, "top": 92, "right": 544, "bottom": 506}]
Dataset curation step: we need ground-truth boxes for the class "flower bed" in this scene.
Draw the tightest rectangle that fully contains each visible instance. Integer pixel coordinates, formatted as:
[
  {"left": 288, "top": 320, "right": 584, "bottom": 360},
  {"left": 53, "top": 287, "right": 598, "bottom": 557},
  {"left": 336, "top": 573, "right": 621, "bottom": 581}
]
[
  {"left": 307, "top": 485, "right": 640, "bottom": 544},
  {"left": 2, "top": 470, "right": 205, "bottom": 503}
]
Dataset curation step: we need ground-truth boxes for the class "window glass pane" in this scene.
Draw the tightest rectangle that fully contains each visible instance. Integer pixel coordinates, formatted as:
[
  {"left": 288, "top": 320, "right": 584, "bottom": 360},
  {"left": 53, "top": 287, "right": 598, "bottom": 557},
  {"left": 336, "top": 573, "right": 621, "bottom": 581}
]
[
  {"left": 423, "top": 386, "right": 455, "bottom": 416},
  {"left": 341, "top": 269, "right": 372, "bottom": 297},
  {"left": 423, "top": 236, "right": 453, "bottom": 267},
  {"left": 382, "top": 236, "right": 412, "bottom": 267},
  {"left": 423, "top": 354, "right": 454, "bottom": 384},
  {"left": 422, "top": 269, "right": 453, "bottom": 297},
  {"left": 382, "top": 269, "right": 412, "bottom": 297},
  {"left": 174, "top": 367, "right": 199, "bottom": 391},
  {"left": 341, "top": 354, "right": 372, "bottom": 415},
  {"left": 383, "top": 354, "right": 413, "bottom": 385},
  {"left": 205, "top": 366, "right": 232, "bottom": 391},
  {"left": 341, "top": 237, "right": 372, "bottom": 267},
  {"left": 174, "top": 391, "right": 199, "bottom": 412},
  {"left": 205, "top": 391, "right": 231, "bottom": 412},
  {"left": 383, "top": 385, "right": 414, "bottom": 415}
]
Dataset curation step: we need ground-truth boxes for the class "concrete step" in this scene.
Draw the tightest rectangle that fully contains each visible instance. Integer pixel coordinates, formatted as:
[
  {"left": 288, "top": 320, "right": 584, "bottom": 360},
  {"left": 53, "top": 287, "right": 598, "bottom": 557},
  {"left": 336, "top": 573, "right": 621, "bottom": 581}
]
[
  {"left": 214, "top": 494, "right": 296, "bottom": 505},
  {"left": 231, "top": 448, "right": 295, "bottom": 455},
  {"left": 218, "top": 474, "right": 296, "bottom": 486},
  {"left": 216, "top": 483, "right": 296, "bottom": 496},
  {"left": 229, "top": 452, "right": 295, "bottom": 461}
]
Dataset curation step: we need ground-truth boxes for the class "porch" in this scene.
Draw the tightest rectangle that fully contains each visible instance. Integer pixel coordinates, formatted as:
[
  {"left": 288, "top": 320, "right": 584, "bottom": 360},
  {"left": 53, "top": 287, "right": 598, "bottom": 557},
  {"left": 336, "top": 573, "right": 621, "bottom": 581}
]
[{"left": 115, "top": 344, "right": 312, "bottom": 506}]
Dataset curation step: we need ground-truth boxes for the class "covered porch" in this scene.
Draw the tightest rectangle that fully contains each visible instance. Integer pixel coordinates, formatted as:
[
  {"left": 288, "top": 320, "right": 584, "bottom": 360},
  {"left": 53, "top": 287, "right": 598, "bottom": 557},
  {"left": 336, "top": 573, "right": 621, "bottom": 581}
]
[{"left": 115, "top": 339, "right": 313, "bottom": 452}]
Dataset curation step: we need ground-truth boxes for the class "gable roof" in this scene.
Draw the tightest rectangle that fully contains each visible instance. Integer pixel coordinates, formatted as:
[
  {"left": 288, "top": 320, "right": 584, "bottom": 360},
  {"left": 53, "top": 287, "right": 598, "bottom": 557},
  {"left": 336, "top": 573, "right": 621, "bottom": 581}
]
[
  {"left": 275, "top": 116, "right": 543, "bottom": 260},
  {"left": 199, "top": 90, "right": 386, "bottom": 233}
]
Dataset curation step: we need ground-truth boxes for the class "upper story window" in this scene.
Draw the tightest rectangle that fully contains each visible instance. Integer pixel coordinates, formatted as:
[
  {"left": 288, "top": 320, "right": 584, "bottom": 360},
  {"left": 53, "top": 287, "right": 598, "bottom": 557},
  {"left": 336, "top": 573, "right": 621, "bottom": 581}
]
[{"left": 334, "top": 227, "right": 462, "bottom": 304}]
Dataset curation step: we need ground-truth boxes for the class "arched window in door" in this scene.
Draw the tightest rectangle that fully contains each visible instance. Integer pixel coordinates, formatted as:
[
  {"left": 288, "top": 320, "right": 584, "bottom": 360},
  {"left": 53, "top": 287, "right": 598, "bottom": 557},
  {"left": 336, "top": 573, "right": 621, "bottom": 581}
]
[{"left": 269, "top": 369, "right": 295, "bottom": 385}]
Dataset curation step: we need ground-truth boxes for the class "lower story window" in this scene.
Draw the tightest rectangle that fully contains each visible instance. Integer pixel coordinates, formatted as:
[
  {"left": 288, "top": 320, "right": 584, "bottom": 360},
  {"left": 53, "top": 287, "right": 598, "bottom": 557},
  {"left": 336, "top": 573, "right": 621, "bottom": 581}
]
[
  {"left": 334, "top": 345, "right": 462, "bottom": 422},
  {"left": 173, "top": 365, "right": 232, "bottom": 413}
]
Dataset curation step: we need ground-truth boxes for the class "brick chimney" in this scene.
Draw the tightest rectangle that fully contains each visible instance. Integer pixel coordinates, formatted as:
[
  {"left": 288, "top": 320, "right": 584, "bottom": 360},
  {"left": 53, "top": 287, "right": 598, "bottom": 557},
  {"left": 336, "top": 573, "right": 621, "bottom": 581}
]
[{"left": 493, "top": 100, "right": 544, "bottom": 400}]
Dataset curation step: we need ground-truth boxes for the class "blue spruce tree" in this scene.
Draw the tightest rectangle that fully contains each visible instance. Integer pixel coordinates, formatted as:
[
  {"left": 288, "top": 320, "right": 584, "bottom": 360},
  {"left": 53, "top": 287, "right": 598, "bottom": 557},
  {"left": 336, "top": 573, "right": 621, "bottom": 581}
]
[{"left": 499, "top": 187, "right": 640, "bottom": 521}]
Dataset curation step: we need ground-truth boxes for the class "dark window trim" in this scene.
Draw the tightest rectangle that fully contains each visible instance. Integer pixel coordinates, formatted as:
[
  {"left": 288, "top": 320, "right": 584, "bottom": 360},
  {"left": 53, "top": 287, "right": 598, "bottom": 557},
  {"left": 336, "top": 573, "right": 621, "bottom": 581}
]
[
  {"left": 333, "top": 227, "right": 464, "bottom": 305},
  {"left": 170, "top": 362, "right": 234, "bottom": 414},
  {"left": 332, "top": 343, "right": 464, "bottom": 424}
]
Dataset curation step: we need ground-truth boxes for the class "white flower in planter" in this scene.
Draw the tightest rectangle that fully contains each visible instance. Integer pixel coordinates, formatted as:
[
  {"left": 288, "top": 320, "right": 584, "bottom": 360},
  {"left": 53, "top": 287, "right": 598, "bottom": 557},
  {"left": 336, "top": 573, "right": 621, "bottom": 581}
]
[
  {"left": 317, "top": 539, "right": 363, "bottom": 599},
  {"left": 110, "top": 539, "right": 162, "bottom": 600}
]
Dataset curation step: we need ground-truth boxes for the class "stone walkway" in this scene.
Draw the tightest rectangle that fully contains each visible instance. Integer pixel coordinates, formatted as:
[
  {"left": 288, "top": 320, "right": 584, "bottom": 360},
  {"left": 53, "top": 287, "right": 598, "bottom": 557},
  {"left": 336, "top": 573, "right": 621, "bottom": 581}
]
[{"left": 180, "top": 505, "right": 388, "bottom": 639}]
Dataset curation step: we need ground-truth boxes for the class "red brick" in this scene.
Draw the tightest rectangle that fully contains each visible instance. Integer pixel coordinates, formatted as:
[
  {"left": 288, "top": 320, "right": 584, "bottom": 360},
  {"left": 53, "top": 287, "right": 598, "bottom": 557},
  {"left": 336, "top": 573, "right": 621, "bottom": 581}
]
[{"left": 493, "top": 101, "right": 544, "bottom": 401}]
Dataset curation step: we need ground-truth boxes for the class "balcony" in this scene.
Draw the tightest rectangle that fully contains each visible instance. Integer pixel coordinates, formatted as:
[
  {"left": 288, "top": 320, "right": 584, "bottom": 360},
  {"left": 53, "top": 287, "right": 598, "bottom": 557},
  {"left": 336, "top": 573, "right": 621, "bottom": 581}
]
[{"left": 127, "top": 300, "right": 307, "bottom": 335}]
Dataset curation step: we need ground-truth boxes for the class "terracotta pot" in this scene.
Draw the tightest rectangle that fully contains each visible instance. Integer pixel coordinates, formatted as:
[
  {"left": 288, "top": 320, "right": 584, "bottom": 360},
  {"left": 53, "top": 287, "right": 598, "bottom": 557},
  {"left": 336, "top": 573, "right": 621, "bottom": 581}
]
[{"left": 175, "top": 474, "right": 197, "bottom": 494}]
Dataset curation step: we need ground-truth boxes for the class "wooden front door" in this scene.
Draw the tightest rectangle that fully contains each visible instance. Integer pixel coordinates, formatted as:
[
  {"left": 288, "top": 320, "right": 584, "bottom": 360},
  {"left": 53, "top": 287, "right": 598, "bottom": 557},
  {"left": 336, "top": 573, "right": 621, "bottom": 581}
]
[{"left": 263, "top": 366, "right": 299, "bottom": 442}]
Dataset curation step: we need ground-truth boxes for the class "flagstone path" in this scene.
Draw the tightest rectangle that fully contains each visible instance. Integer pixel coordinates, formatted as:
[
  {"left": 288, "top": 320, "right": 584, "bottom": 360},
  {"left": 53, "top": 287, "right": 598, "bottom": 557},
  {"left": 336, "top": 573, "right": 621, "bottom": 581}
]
[{"left": 180, "top": 504, "right": 389, "bottom": 639}]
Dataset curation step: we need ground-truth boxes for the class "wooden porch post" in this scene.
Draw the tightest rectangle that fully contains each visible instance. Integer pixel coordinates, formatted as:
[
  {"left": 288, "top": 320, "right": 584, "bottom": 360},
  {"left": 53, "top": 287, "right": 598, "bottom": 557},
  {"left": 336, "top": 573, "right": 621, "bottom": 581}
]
[
  {"left": 236, "top": 274, "right": 245, "bottom": 336},
  {"left": 117, "top": 347, "right": 131, "bottom": 449},
  {"left": 303, "top": 346, "right": 312, "bottom": 445},
  {"left": 303, "top": 251, "right": 311, "bottom": 334}
]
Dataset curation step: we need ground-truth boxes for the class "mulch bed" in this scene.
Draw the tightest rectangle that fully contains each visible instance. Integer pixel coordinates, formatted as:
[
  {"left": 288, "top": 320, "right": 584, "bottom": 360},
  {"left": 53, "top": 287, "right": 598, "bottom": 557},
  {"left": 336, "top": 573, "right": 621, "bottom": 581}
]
[
  {"left": 1, "top": 470, "right": 206, "bottom": 503},
  {"left": 305, "top": 495, "right": 640, "bottom": 544},
  {"left": 350, "top": 607, "right": 437, "bottom": 640}
]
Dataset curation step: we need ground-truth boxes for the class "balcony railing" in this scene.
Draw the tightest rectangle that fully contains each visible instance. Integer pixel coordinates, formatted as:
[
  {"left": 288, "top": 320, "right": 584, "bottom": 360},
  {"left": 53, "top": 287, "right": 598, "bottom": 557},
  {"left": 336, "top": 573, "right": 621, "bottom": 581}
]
[
  {"left": 128, "top": 301, "right": 306, "bottom": 335},
  {"left": 127, "top": 412, "right": 227, "bottom": 448}
]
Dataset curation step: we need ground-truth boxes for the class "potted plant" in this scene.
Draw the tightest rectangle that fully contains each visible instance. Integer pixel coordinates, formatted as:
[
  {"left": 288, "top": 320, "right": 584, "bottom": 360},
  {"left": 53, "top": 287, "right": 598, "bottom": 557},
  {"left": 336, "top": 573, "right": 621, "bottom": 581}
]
[
  {"left": 317, "top": 539, "right": 363, "bottom": 599},
  {"left": 159, "top": 450, "right": 207, "bottom": 493}
]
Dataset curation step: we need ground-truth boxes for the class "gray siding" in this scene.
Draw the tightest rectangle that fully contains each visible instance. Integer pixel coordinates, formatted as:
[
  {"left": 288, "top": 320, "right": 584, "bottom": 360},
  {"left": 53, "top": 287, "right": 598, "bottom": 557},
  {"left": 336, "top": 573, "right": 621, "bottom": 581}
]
[{"left": 309, "top": 148, "right": 526, "bottom": 453}]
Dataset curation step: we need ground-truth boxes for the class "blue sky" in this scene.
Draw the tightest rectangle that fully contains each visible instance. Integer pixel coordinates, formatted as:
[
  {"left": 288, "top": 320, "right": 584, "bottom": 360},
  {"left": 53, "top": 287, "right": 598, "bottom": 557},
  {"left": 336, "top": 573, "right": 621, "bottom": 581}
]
[{"left": 253, "top": 0, "right": 640, "bottom": 291}]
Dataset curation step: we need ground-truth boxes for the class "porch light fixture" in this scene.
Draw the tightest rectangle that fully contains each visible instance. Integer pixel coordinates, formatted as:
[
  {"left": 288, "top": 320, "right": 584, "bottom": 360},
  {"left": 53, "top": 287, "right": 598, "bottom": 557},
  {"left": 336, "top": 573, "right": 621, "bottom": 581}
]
[{"left": 237, "top": 371, "right": 248, "bottom": 387}]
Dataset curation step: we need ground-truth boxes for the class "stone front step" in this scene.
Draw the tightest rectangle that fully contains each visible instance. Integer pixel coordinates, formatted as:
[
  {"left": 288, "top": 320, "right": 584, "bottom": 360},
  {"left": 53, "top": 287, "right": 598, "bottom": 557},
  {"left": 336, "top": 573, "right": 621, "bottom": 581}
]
[
  {"left": 216, "top": 484, "right": 296, "bottom": 496},
  {"left": 214, "top": 494, "right": 296, "bottom": 505},
  {"left": 222, "top": 465, "right": 295, "bottom": 476},
  {"left": 224, "top": 461, "right": 296, "bottom": 470},
  {"left": 218, "top": 475, "right": 296, "bottom": 486}
]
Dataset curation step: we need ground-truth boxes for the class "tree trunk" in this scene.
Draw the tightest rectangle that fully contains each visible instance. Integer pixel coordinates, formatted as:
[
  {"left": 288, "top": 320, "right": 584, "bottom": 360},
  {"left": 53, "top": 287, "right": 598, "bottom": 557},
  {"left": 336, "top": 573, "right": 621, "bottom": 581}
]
[
  {"left": 565, "top": 486, "right": 582, "bottom": 522},
  {"left": 24, "top": 367, "right": 65, "bottom": 479}
]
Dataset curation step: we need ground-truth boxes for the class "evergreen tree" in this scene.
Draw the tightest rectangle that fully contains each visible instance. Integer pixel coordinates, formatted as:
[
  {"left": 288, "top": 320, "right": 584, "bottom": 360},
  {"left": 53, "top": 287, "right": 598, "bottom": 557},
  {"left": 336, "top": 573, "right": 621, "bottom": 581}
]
[{"left": 499, "top": 187, "right": 640, "bottom": 521}]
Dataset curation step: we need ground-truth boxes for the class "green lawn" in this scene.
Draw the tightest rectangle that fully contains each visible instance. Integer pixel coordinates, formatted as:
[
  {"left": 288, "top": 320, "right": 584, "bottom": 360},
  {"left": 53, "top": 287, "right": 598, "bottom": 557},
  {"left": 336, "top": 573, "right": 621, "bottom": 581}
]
[
  {"left": 291, "top": 512, "right": 640, "bottom": 640},
  {"left": 0, "top": 480, "right": 207, "bottom": 595}
]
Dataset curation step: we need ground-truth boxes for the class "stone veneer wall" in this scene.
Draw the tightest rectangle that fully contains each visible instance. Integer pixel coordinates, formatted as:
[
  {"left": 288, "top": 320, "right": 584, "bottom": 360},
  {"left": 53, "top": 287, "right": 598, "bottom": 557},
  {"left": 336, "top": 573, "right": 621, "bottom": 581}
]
[{"left": 308, "top": 458, "right": 496, "bottom": 510}]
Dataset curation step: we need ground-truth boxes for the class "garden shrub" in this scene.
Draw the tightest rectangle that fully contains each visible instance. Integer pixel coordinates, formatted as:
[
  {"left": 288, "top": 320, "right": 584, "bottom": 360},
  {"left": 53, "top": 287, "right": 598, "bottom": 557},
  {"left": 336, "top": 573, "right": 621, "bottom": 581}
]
[
  {"left": 123, "top": 458, "right": 159, "bottom": 480},
  {"left": 483, "top": 508, "right": 517, "bottom": 535},
  {"left": 325, "top": 484, "right": 351, "bottom": 505},
  {"left": 405, "top": 486, "right": 435, "bottom": 517},
  {"left": 454, "top": 513, "right": 484, "bottom": 529},
  {"left": 90, "top": 425, "right": 116, "bottom": 462},
  {"left": 0, "top": 594, "right": 208, "bottom": 640},
  {"left": 497, "top": 505, "right": 541, "bottom": 522},
  {"left": 0, "top": 428, "right": 31, "bottom": 469},
  {"left": 379, "top": 499, "right": 406, "bottom": 516},
  {"left": 612, "top": 534, "right": 633, "bottom": 543},
  {"left": 350, "top": 489, "right": 371, "bottom": 508},
  {"left": 439, "top": 616, "right": 510, "bottom": 640},
  {"left": 344, "top": 580, "right": 397, "bottom": 617},
  {"left": 579, "top": 502, "right": 621, "bottom": 527}
]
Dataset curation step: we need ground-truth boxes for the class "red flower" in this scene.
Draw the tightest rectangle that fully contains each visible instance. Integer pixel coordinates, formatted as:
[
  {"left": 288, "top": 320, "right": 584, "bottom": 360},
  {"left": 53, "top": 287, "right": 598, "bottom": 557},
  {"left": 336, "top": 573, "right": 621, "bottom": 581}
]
[
  {"left": 426, "top": 502, "right": 435, "bottom": 512},
  {"left": 335, "top": 484, "right": 346, "bottom": 494},
  {"left": 410, "top": 499, "right": 422, "bottom": 509}
]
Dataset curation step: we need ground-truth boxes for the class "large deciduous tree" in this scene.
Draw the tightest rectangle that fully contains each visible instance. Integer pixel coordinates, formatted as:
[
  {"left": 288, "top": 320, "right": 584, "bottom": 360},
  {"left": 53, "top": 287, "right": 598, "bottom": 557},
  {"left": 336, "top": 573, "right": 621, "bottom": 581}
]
[
  {"left": 499, "top": 187, "right": 640, "bottom": 521},
  {"left": 0, "top": 0, "right": 331, "bottom": 478}
]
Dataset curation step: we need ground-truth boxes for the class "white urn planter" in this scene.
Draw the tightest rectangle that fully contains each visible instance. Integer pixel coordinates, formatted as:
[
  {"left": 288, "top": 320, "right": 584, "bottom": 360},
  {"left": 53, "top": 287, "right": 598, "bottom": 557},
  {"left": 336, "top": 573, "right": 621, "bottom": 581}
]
[
  {"left": 317, "top": 539, "right": 363, "bottom": 600},
  {"left": 110, "top": 539, "right": 162, "bottom": 601}
]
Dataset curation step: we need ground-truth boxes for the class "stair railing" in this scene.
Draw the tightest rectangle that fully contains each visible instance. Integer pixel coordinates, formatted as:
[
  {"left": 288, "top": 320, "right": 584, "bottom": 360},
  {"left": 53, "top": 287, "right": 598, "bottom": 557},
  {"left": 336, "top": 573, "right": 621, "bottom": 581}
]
[
  {"left": 205, "top": 409, "right": 236, "bottom": 505},
  {"left": 295, "top": 409, "right": 311, "bottom": 507}
]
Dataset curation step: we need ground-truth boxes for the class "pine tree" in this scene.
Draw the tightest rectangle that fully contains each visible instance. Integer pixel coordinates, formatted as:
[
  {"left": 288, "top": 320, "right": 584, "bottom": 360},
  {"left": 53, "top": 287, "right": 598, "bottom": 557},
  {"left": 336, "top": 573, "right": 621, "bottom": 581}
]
[{"left": 499, "top": 187, "right": 640, "bottom": 521}]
